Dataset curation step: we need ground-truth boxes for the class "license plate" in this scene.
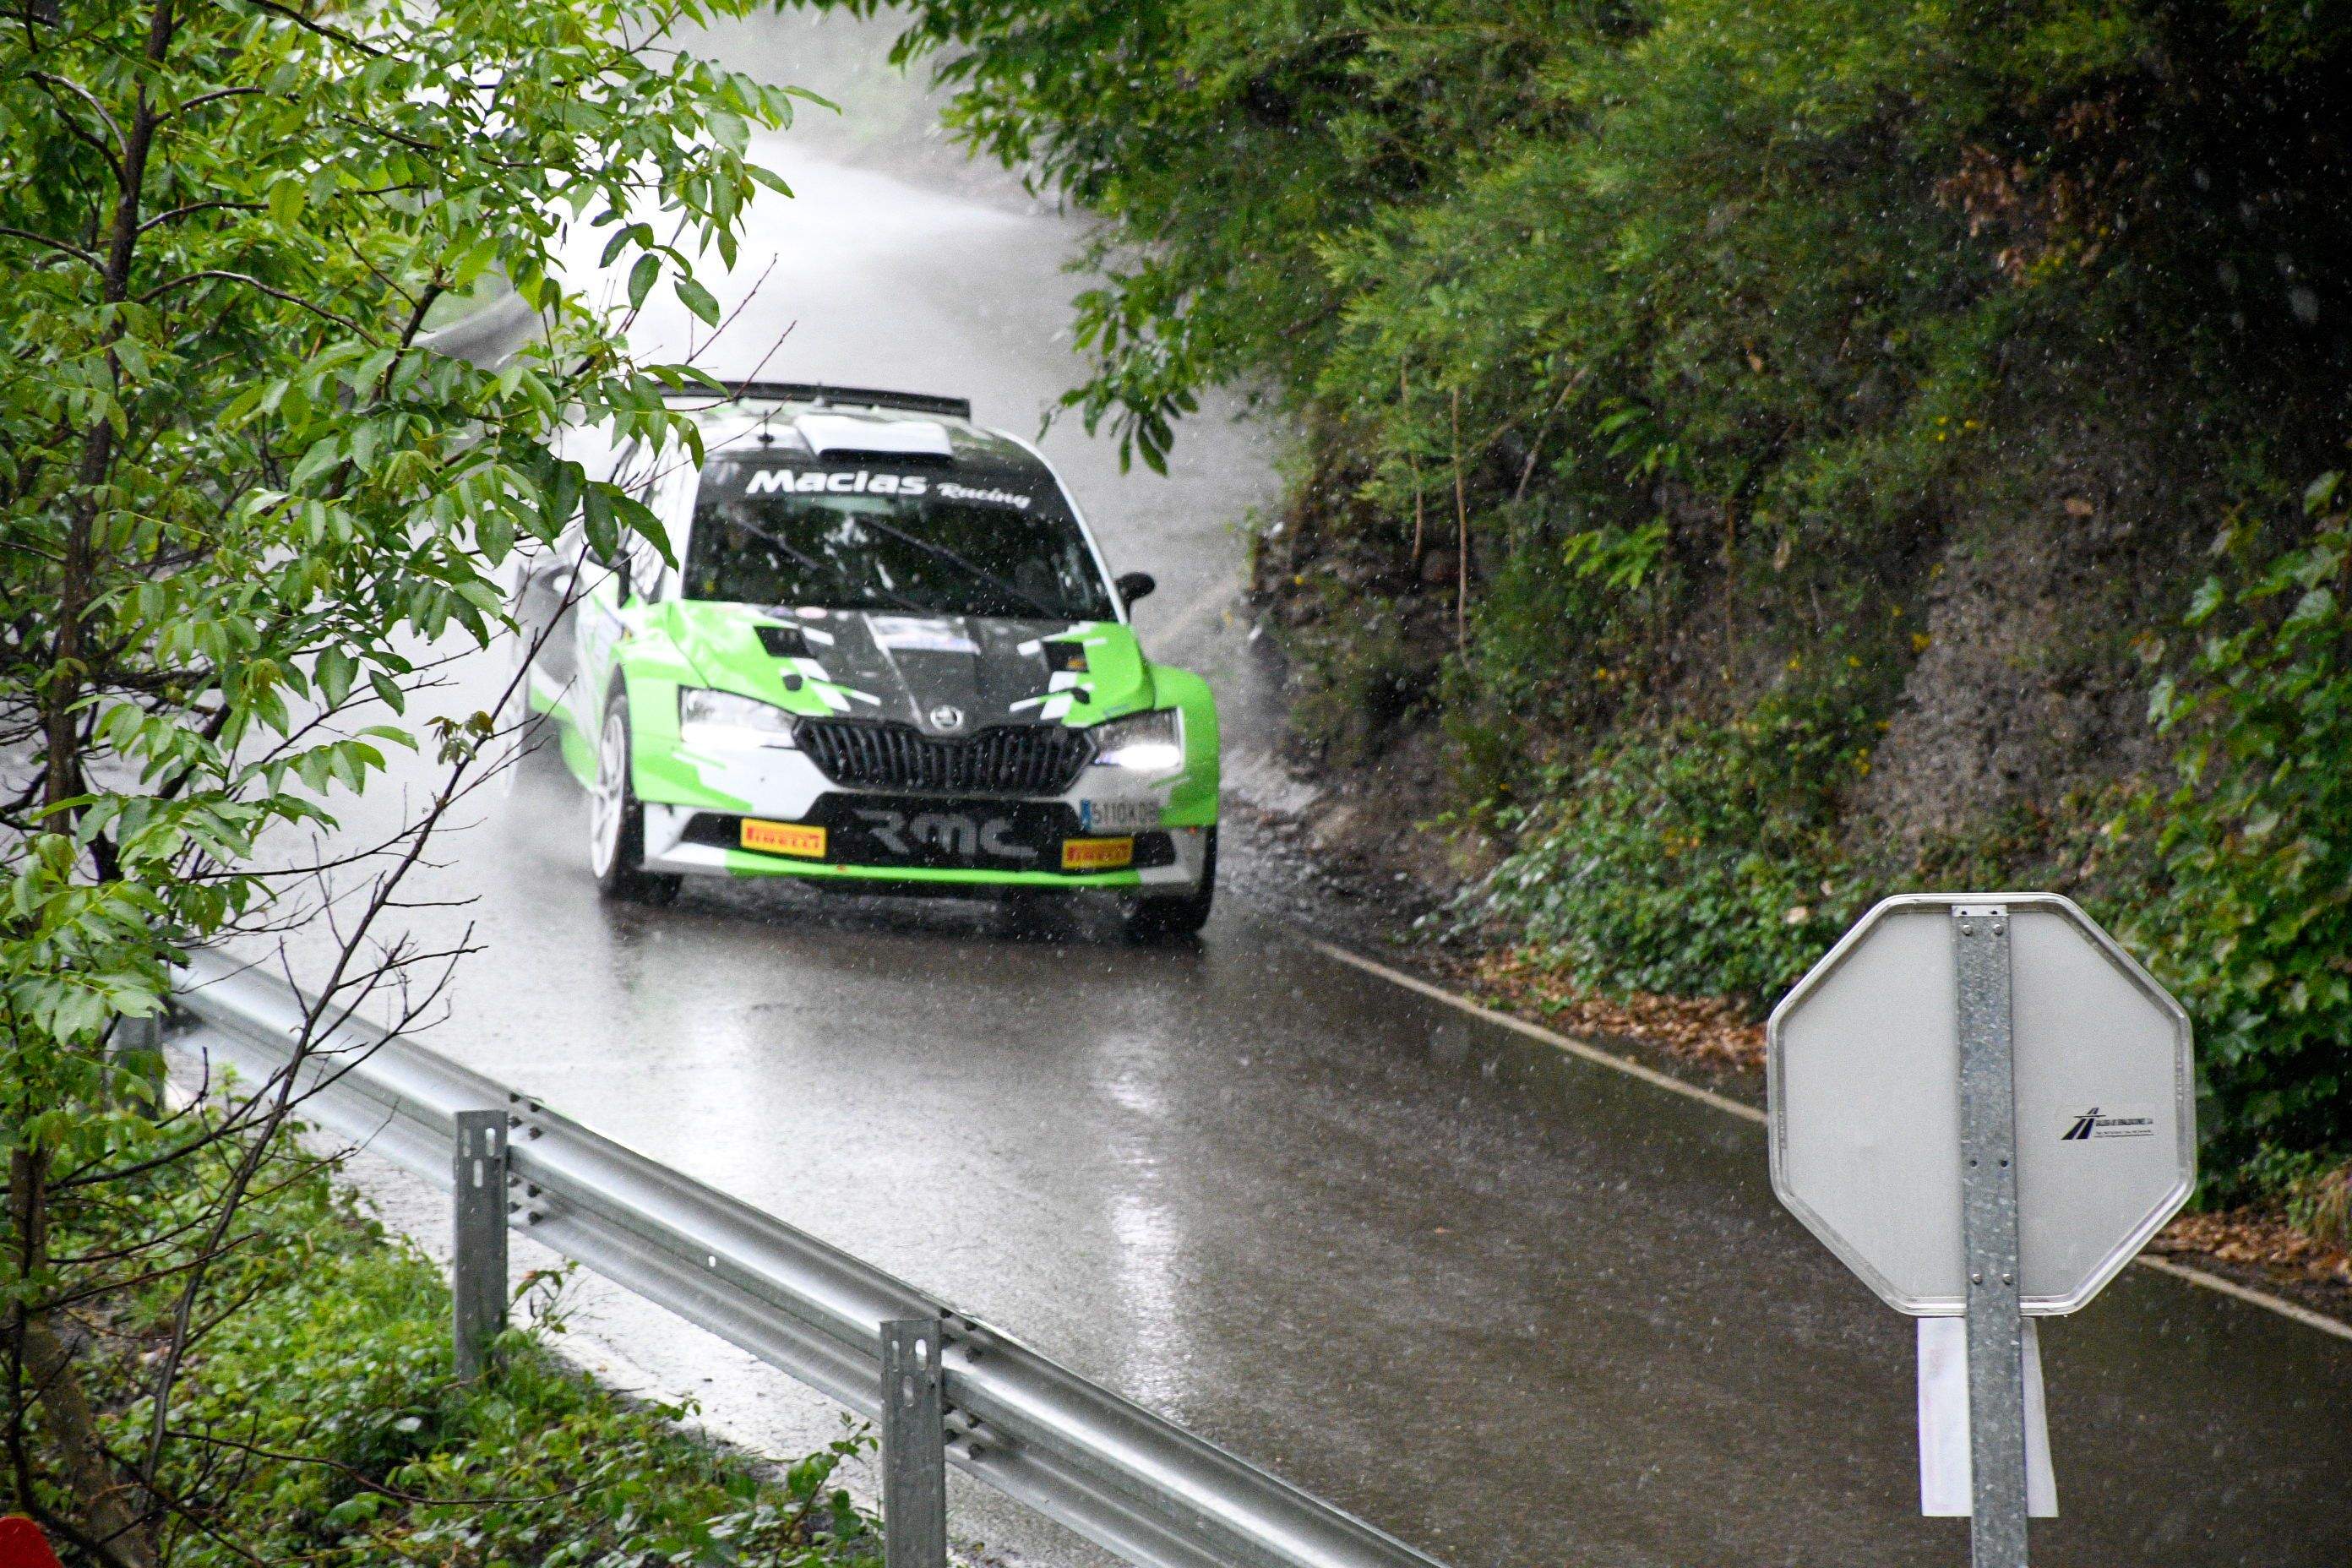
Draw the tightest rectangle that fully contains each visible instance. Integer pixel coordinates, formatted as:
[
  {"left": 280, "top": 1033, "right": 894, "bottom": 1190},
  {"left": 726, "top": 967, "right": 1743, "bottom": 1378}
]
[
  {"left": 1061, "top": 836, "right": 1135, "bottom": 871},
  {"left": 741, "top": 819, "right": 827, "bottom": 858},
  {"left": 1078, "top": 798, "right": 1161, "bottom": 833}
]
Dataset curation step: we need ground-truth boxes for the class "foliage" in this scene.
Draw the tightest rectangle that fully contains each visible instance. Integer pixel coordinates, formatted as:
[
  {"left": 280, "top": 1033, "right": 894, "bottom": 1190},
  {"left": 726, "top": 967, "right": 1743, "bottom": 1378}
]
[
  {"left": 0, "top": 0, "right": 806, "bottom": 1551},
  {"left": 0, "top": 0, "right": 800, "bottom": 1055},
  {"left": 2117, "top": 475, "right": 2352, "bottom": 1196},
  {"left": 856, "top": 0, "right": 2350, "bottom": 489},
  {"left": 1467, "top": 682, "right": 1876, "bottom": 1010},
  {"left": 73, "top": 1137, "right": 879, "bottom": 1568}
]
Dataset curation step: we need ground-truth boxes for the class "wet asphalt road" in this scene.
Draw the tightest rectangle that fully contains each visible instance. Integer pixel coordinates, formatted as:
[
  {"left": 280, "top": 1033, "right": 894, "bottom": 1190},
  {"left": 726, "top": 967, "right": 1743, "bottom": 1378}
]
[{"left": 242, "top": 19, "right": 2352, "bottom": 1567}]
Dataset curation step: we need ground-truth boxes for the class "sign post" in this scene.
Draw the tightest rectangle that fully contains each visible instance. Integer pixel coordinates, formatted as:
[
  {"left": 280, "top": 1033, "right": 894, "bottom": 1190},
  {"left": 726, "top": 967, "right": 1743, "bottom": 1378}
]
[
  {"left": 1768, "top": 893, "right": 2194, "bottom": 1565},
  {"left": 1952, "top": 906, "right": 2027, "bottom": 1568}
]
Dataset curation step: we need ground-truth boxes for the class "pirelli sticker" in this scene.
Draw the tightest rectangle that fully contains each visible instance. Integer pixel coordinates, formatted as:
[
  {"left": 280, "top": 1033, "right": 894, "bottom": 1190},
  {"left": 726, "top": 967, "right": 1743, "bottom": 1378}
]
[
  {"left": 1061, "top": 836, "right": 1135, "bottom": 872},
  {"left": 741, "top": 819, "right": 827, "bottom": 859}
]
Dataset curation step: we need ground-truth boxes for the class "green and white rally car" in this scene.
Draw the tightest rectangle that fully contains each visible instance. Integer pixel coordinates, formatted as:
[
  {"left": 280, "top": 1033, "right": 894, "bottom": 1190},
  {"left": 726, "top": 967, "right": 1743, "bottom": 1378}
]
[{"left": 512, "top": 383, "right": 1219, "bottom": 937}]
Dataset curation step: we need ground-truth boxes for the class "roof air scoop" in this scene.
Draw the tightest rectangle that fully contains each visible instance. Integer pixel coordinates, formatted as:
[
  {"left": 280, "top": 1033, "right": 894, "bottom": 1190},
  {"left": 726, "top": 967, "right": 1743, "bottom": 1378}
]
[{"left": 792, "top": 413, "right": 954, "bottom": 461}]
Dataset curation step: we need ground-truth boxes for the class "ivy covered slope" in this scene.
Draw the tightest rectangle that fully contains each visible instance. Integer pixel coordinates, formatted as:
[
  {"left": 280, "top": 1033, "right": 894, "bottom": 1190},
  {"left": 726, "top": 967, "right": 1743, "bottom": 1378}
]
[
  {"left": 73, "top": 1141, "right": 880, "bottom": 1568},
  {"left": 863, "top": 0, "right": 2352, "bottom": 1215}
]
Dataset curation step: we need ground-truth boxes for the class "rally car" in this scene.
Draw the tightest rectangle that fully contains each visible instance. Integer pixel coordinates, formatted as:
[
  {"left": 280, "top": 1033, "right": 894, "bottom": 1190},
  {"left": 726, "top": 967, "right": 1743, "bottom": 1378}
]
[{"left": 510, "top": 383, "right": 1219, "bottom": 938}]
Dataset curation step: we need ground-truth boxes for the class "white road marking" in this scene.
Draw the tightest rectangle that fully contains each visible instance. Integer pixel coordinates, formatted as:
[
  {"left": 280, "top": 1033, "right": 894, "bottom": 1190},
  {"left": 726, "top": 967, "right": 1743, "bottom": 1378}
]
[
  {"left": 1302, "top": 934, "right": 2352, "bottom": 1347},
  {"left": 1303, "top": 937, "right": 1767, "bottom": 1124},
  {"left": 2134, "top": 1254, "right": 2352, "bottom": 1343}
]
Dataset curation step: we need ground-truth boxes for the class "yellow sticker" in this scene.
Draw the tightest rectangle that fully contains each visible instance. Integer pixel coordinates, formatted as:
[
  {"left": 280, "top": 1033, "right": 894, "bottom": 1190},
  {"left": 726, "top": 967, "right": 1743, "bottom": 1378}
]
[
  {"left": 741, "top": 819, "right": 826, "bottom": 859},
  {"left": 1061, "top": 836, "right": 1135, "bottom": 871}
]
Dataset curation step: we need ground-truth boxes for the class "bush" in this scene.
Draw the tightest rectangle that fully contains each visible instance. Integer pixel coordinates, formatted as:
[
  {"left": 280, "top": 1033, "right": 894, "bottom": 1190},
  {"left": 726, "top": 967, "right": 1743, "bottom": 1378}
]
[
  {"left": 74, "top": 1141, "right": 879, "bottom": 1568},
  {"left": 1467, "top": 682, "right": 1878, "bottom": 1010},
  {"left": 2119, "top": 474, "right": 2352, "bottom": 1197}
]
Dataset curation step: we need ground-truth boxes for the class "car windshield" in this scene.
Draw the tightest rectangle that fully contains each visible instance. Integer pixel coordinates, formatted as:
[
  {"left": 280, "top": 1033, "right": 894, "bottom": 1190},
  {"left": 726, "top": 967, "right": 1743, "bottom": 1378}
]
[{"left": 683, "top": 460, "right": 1113, "bottom": 621}]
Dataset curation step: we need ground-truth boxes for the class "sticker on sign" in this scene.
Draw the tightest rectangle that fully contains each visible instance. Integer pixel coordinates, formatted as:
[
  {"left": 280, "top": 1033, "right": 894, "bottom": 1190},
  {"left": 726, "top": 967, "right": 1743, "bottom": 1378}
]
[{"left": 2058, "top": 1105, "right": 2158, "bottom": 1141}]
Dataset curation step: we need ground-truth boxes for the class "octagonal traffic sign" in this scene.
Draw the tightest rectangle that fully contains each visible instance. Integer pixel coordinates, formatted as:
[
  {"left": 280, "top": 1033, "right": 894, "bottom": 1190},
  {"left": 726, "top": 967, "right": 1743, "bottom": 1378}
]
[{"left": 1767, "top": 892, "right": 2194, "bottom": 1316}]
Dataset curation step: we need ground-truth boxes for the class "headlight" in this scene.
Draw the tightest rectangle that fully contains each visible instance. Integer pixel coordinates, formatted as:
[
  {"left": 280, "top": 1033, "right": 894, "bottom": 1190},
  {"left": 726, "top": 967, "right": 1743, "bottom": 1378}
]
[
  {"left": 1090, "top": 708, "right": 1183, "bottom": 772},
  {"left": 678, "top": 688, "right": 799, "bottom": 748}
]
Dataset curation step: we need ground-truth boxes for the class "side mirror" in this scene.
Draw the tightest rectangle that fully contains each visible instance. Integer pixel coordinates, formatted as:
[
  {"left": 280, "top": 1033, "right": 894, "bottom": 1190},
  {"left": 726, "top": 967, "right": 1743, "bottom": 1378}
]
[{"left": 1116, "top": 570, "right": 1157, "bottom": 607}]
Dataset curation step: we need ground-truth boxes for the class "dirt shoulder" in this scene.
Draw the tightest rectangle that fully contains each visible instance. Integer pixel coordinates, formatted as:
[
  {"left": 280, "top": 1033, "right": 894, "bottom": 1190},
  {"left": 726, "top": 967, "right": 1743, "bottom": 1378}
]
[{"left": 1224, "top": 776, "right": 2352, "bottom": 1333}]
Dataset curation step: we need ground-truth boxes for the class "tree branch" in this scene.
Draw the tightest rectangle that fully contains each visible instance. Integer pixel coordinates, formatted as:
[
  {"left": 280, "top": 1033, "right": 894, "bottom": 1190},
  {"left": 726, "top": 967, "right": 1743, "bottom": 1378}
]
[
  {"left": 26, "top": 70, "right": 126, "bottom": 181},
  {"left": 158, "top": 85, "right": 263, "bottom": 122},
  {"left": 135, "top": 270, "right": 378, "bottom": 342},
  {"left": 219, "top": 0, "right": 380, "bottom": 56},
  {"left": 0, "top": 224, "right": 101, "bottom": 270},
  {"left": 135, "top": 199, "right": 261, "bottom": 235}
]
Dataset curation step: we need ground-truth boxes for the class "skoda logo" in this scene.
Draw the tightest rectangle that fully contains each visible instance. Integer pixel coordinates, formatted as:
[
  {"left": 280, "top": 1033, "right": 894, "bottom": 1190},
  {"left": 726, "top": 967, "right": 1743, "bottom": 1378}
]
[{"left": 927, "top": 704, "right": 966, "bottom": 732}]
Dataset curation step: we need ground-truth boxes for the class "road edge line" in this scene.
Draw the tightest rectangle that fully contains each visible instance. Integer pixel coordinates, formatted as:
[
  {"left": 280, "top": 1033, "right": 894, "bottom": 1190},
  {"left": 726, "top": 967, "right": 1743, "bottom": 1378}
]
[
  {"left": 1301, "top": 934, "right": 2352, "bottom": 1348},
  {"left": 2131, "top": 1254, "right": 2352, "bottom": 1342},
  {"left": 1300, "top": 936, "right": 1767, "bottom": 1125}
]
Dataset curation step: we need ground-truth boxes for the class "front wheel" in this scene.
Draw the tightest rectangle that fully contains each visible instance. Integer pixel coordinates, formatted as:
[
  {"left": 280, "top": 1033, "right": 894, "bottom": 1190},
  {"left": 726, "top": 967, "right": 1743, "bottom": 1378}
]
[
  {"left": 588, "top": 693, "right": 680, "bottom": 906},
  {"left": 1123, "top": 826, "right": 1216, "bottom": 941}
]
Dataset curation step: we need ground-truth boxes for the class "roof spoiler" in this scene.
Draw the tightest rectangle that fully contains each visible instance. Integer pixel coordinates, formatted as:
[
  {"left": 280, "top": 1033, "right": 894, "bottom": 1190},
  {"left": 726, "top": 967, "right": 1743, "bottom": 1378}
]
[{"left": 677, "top": 380, "right": 973, "bottom": 422}]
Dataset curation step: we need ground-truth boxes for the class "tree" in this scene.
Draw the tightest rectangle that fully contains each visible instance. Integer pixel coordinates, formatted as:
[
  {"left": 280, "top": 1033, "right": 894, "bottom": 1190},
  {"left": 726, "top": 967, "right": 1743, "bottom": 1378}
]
[{"left": 0, "top": 0, "right": 803, "bottom": 1555}]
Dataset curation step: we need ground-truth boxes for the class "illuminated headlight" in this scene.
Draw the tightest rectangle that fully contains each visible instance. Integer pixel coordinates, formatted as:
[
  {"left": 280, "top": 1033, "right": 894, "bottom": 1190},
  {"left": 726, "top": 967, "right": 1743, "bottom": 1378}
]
[
  {"left": 1090, "top": 708, "right": 1184, "bottom": 772},
  {"left": 678, "top": 688, "right": 798, "bottom": 748}
]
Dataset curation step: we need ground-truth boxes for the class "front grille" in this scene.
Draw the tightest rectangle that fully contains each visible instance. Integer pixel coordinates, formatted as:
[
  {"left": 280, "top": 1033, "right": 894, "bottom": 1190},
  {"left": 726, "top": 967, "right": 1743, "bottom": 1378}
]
[{"left": 794, "top": 720, "right": 1094, "bottom": 797}]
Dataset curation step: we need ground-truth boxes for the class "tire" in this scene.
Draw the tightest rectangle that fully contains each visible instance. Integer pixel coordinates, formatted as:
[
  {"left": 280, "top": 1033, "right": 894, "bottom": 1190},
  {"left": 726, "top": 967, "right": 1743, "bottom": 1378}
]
[
  {"left": 587, "top": 690, "right": 680, "bottom": 906},
  {"left": 1123, "top": 826, "right": 1216, "bottom": 941}
]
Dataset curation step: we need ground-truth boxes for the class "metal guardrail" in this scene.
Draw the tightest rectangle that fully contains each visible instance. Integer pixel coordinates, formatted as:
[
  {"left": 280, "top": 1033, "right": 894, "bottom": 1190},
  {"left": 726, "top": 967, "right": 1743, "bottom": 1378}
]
[{"left": 167, "top": 949, "right": 1449, "bottom": 1568}]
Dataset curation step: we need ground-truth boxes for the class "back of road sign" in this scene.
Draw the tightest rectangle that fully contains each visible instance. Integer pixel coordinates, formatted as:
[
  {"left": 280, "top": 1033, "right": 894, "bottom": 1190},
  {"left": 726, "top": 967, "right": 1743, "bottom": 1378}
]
[{"left": 1768, "top": 893, "right": 2194, "bottom": 1315}]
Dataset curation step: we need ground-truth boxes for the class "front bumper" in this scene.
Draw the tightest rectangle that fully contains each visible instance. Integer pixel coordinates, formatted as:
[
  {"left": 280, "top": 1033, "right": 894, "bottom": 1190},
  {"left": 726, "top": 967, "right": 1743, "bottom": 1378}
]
[{"left": 634, "top": 731, "right": 1212, "bottom": 894}]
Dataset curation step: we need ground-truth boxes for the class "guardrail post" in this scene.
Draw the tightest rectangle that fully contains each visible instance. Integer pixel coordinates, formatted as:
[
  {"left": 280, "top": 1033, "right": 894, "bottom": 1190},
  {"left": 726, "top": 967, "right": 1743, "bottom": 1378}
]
[
  {"left": 881, "top": 1318, "right": 948, "bottom": 1568},
  {"left": 452, "top": 1111, "right": 509, "bottom": 1380}
]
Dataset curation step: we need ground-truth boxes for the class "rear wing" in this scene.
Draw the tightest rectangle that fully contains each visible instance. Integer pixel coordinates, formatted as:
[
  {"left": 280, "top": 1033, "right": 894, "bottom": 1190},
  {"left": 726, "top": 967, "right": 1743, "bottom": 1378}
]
[{"left": 670, "top": 380, "right": 973, "bottom": 422}]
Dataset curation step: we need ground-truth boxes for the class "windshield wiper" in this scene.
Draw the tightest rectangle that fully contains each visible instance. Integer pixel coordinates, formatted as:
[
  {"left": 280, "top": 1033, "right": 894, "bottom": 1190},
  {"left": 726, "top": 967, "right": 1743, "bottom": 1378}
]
[{"left": 845, "top": 514, "right": 1069, "bottom": 620}]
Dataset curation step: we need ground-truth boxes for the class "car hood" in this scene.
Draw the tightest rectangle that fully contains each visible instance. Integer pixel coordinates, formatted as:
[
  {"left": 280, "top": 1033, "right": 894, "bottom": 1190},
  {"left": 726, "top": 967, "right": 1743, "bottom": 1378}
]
[{"left": 665, "top": 603, "right": 1155, "bottom": 734}]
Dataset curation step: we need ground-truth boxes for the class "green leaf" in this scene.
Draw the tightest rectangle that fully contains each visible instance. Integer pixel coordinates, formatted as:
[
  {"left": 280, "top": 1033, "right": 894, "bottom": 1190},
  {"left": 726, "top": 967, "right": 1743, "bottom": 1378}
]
[
  {"left": 581, "top": 484, "right": 618, "bottom": 561},
  {"left": 315, "top": 647, "right": 357, "bottom": 708},
  {"left": 2186, "top": 577, "right": 2227, "bottom": 626},
  {"left": 477, "top": 505, "right": 514, "bottom": 563},
  {"left": 628, "top": 252, "right": 662, "bottom": 312},
  {"left": 674, "top": 275, "right": 721, "bottom": 326}
]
